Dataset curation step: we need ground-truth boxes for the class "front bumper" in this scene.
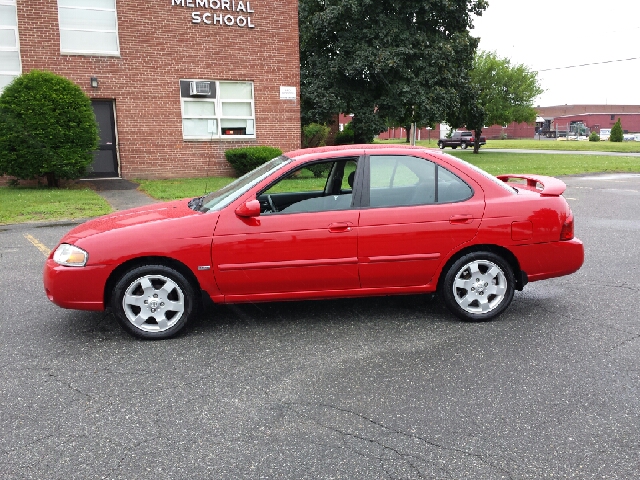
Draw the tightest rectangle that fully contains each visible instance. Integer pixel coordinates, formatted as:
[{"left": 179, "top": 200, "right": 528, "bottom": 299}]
[{"left": 43, "top": 259, "right": 112, "bottom": 311}]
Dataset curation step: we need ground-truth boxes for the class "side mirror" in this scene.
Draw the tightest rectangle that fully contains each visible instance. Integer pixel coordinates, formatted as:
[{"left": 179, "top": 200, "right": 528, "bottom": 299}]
[{"left": 235, "top": 199, "right": 261, "bottom": 218}]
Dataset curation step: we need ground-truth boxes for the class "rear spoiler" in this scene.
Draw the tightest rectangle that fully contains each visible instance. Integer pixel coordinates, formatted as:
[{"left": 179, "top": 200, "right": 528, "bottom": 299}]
[{"left": 496, "top": 174, "right": 566, "bottom": 197}]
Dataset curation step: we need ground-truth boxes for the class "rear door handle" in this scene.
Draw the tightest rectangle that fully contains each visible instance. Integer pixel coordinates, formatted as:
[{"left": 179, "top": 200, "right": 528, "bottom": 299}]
[
  {"left": 328, "top": 222, "right": 352, "bottom": 233},
  {"left": 449, "top": 214, "right": 473, "bottom": 224}
]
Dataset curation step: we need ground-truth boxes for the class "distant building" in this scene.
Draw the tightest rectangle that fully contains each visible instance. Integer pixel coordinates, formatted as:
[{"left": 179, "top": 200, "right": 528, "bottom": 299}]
[
  {"left": 537, "top": 105, "right": 640, "bottom": 137},
  {"left": 375, "top": 105, "right": 640, "bottom": 141}
]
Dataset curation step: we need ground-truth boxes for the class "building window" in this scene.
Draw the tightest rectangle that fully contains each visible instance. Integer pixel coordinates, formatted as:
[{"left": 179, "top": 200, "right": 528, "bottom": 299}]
[
  {"left": 57, "top": 0, "right": 120, "bottom": 56},
  {"left": 180, "top": 80, "right": 255, "bottom": 140},
  {"left": 611, "top": 115, "right": 615, "bottom": 121},
  {"left": 0, "top": 0, "right": 21, "bottom": 92}
]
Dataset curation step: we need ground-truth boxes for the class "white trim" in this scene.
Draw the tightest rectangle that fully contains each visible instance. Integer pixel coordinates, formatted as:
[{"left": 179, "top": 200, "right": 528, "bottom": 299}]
[
  {"left": 0, "top": 0, "right": 21, "bottom": 91},
  {"left": 180, "top": 80, "right": 256, "bottom": 141},
  {"left": 57, "top": 0, "right": 120, "bottom": 56}
]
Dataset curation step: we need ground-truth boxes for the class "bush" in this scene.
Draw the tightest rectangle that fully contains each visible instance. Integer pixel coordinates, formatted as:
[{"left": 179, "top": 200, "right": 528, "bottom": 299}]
[
  {"left": 334, "top": 122, "right": 354, "bottom": 145},
  {"left": 224, "top": 146, "right": 282, "bottom": 176},
  {"left": 609, "top": 118, "right": 623, "bottom": 142},
  {"left": 302, "top": 123, "right": 330, "bottom": 148},
  {"left": 305, "top": 162, "right": 331, "bottom": 178},
  {"left": 0, "top": 70, "right": 98, "bottom": 187},
  {"left": 588, "top": 131, "right": 600, "bottom": 142}
]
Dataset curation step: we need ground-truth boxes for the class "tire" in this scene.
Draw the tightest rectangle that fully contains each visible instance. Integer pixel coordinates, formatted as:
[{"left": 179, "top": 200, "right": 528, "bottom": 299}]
[
  {"left": 438, "top": 141, "right": 445, "bottom": 149},
  {"left": 461, "top": 143, "right": 468, "bottom": 149},
  {"left": 111, "top": 264, "right": 197, "bottom": 339},
  {"left": 440, "top": 252, "right": 515, "bottom": 322}
]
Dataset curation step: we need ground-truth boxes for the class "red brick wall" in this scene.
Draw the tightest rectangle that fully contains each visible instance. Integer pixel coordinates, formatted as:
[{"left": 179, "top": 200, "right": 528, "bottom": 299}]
[
  {"left": 482, "top": 123, "right": 536, "bottom": 139},
  {"left": 16, "top": 0, "right": 300, "bottom": 179}
]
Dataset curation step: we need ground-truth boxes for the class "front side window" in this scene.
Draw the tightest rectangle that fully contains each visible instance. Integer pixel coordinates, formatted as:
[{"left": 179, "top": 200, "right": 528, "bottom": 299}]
[
  {"left": 258, "top": 158, "right": 358, "bottom": 214},
  {"left": 368, "top": 155, "right": 472, "bottom": 208},
  {"left": 58, "top": 0, "right": 120, "bottom": 55},
  {"left": 0, "top": 0, "right": 21, "bottom": 92},
  {"left": 180, "top": 80, "right": 255, "bottom": 140}
]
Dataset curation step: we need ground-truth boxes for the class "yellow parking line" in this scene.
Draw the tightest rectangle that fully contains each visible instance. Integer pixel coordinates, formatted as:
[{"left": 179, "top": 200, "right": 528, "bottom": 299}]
[{"left": 24, "top": 234, "right": 51, "bottom": 257}]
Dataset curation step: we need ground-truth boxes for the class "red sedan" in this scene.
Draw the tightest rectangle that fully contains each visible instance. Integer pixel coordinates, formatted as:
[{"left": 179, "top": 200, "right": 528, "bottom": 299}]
[{"left": 44, "top": 145, "right": 584, "bottom": 339}]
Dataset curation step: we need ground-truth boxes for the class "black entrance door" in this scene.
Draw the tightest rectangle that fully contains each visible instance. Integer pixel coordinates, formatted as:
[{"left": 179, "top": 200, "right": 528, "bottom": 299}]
[{"left": 89, "top": 100, "right": 119, "bottom": 177}]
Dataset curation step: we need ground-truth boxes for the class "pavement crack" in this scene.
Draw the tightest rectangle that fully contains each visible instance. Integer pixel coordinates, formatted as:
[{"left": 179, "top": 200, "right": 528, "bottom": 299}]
[
  {"left": 45, "top": 370, "right": 94, "bottom": 402},
  {"left": 284, "top": 402, "right": 510, "bottom": 479},
  {"left": 606, "top": 332, "right": 640, "bottom": 354}
]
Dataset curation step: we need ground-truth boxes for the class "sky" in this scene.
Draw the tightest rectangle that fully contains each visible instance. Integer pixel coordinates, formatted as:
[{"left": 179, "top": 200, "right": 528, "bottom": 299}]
[{"left": 470, "top": 0, "right": 640, "bottom": 107}]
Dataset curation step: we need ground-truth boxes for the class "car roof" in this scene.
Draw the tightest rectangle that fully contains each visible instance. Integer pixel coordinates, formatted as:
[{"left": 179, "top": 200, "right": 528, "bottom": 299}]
[{"left": 285, "top": 143, "right": 431, "bottom": 160}]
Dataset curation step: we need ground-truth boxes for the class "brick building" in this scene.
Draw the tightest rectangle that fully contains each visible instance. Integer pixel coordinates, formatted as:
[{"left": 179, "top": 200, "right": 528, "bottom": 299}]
[
  {"left": 0, "top": 0, "right": 300, "bottom": 179},
  {"left": 537, "top": 105, "right": 640, "bottom": 136}
]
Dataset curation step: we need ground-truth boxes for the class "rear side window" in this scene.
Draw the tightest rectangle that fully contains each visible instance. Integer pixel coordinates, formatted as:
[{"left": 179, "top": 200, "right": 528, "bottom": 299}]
[
  {"left": 437, "top": 166, "right": 473, "bottom": 203},
  {"left": 368, "top": 155, "right": 472, "bottom": 207}
]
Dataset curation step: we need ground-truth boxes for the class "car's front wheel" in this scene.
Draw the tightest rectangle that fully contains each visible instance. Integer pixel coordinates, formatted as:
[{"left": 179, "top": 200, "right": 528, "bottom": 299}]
[
  {"left": 440, "top": 252, "right": 515, "bottom": 322},
  {"left": 111, "top": 264, "right": 197, "bottom": 339},
  {"left": 438, "top": 141, "right": 445, "bottom": 149}
]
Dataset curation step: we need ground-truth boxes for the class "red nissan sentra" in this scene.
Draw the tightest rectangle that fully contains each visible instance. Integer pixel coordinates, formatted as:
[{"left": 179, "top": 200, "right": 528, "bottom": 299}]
[{"left": 44, "top": 145, "right": 584, "bottom": 339}]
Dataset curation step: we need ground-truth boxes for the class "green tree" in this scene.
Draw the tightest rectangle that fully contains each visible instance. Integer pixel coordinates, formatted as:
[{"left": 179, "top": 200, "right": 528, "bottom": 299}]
[
  {"left": 609, "top": 118, "right": 623, "bottom": 142},
  {"left": 0, "top": 70, "right": 98, "bottom": 187},
  {"left": 299, "top": 0, "right": 488, "bottom": 143},
  {"left": 448, "top": 51, "right": 543, "bottom": 153}
]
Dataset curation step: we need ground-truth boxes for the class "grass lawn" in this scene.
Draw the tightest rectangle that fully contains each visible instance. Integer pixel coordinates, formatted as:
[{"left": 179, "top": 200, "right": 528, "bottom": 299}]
[
  {"left": 136, "top": 167, "right": 352, "bottom": 200},
  {"left": 446, "top": 150, "right": 640, "bottom": 176},
  {"left": 0, "top": 187, "right": 112, "bottom": 225},
  {"left": 376, "top": 137, "right": 640, "bottom": 153},
  {"left": 136, "top": 177, "right": 234, "bottom": 201}
]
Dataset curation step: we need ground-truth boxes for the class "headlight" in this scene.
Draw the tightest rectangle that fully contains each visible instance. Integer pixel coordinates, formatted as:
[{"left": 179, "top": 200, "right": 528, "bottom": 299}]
[{"left": 53, "top": 244, "right": 88, "bottom": 267}]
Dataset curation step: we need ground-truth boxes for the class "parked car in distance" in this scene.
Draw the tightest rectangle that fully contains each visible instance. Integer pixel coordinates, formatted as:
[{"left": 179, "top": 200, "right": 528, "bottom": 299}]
[
  {"left": 44, "top": 145, "right": 584, "bottom": 339},
  {"left": 438, "top": 131, "right": 486, "bottom": 150}
]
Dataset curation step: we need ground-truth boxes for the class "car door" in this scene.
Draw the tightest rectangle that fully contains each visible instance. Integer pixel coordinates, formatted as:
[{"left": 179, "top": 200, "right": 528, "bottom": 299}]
[
  {"left": 358, "top": 154, "right": 485, "bottom": 288},
  {"left": 212, "top": 157, "right": 362, "bottom": 298}
]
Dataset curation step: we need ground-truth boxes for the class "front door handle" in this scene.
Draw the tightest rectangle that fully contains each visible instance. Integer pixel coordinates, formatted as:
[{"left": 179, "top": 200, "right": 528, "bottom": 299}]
[
  {"left": 328, "top": 222, "right": 352, "bottom": 233},
  {"left": 449, "top": 214, "right": 473, "bottom": 224}
]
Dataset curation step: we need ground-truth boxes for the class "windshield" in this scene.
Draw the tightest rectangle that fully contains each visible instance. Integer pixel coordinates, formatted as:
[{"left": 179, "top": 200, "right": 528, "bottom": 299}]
[{"left": 200, "top": 155, "right": 292, "bottom": 212}]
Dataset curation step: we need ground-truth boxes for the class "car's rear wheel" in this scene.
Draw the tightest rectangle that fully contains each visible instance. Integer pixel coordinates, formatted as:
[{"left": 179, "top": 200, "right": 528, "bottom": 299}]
[
  {"left": 111, "top": 264, "right": 196, "bottom": 339},
  {"left": 438, "top": 141, "right": 445, "bottom": 149},
  {"left": 440, "top": 252, "right": 515, "bottom": 322},
  {"left": 461, "top": 143, "right": 468, "bottom": 149}
]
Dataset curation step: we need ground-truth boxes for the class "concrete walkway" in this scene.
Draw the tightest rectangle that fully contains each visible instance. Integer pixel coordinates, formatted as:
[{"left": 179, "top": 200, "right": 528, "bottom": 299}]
[
  {"left": 77, "top": 178, "right": 158, "bottom": 211},
  {"left": 482, "top": 148, "right": 640, "bottom": 157}
]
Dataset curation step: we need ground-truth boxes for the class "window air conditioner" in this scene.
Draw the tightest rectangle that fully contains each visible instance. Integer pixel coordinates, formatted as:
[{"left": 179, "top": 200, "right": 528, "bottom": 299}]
[{"left": 190, "top": 81, "right": 211, "bottom": 96}]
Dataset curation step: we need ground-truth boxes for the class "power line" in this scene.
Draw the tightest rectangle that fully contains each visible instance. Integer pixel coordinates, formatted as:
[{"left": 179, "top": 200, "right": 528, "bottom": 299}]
[{"left": 538, "top": 57, "right": 639, "bottom": 72}]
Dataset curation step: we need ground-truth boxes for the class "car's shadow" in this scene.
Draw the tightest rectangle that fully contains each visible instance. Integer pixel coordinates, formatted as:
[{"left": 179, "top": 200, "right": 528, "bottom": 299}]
[
  {"left": 191, "top": 293, "right": 448, "bottom": 334},
  {"left": 57, "top": 290, "right": 550, "bottom": 342}
]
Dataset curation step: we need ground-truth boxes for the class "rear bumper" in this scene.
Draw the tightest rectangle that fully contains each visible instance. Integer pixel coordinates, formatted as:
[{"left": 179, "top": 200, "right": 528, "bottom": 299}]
[
  {"left": 512, "top": 238, "right": 584, "bottom": 282},
  {"left": 43, "top": 259, "right": 111, "bottom": 311}
]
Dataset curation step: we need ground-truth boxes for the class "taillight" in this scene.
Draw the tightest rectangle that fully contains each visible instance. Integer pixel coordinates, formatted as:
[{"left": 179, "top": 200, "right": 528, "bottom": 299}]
[{"left": 560, "top": 214, "right": 574, "bottom": 240}]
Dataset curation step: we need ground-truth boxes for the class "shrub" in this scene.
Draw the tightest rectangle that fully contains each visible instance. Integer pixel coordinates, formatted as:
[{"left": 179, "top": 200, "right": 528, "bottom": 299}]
[
  {"left": 302, "top": 123, "right": 330, "bottom": 148},
  {"left": 224, "top": 146, "right": 282, "bottom": 176},
  {"left": 334, "top": 122, "right": 354, "bottom": 145},
  {"left": 305, "top": 162, "right": 331, "bottom": 178},
  {"left": 0, "top": 70, "right": 98, "bottom": 187},
  {"left": 588, "top": 131, "right": 600, "bottom": 142},
  {"left": 609, "top": 118, "right": 623, "bottom": 142}
]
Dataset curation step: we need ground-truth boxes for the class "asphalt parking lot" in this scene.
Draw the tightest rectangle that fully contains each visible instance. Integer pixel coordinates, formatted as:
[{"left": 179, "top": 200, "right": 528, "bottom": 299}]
[{"left": 1, "top": 174, "right": 639, "bottom": 479}]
